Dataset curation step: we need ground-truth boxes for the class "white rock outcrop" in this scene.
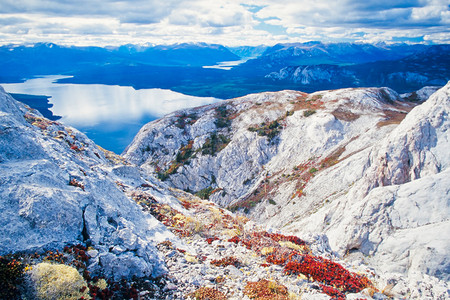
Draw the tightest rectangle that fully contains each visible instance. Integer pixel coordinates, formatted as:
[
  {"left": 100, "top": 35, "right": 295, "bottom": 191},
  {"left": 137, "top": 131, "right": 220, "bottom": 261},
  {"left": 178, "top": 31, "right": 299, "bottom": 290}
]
[
  {"left": 124, "top": 87, "right": 409, "bottom": 207},
  {"left": 0, "top": 86, "right": 177, "bottom": 279},
  {"left": 125, "top": 83, "right": 450, "bottom": 297},
  {"left": 274, "top": 83, "right": 450, "bottom": 297}
]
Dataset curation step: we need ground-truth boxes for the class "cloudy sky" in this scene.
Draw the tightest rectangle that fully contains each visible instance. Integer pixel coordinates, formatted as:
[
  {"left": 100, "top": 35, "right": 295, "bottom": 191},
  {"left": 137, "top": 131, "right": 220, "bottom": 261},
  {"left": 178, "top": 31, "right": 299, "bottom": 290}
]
[{"left": 0, "top": 0, "right": 449, "bottom": 46}]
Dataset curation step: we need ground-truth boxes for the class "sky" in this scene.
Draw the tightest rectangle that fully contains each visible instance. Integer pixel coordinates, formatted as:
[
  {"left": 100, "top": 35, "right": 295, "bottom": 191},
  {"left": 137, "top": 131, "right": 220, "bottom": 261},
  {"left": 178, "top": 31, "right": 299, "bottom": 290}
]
[{"left": 0, "top": 0, "right": 449, "bottom": 46}]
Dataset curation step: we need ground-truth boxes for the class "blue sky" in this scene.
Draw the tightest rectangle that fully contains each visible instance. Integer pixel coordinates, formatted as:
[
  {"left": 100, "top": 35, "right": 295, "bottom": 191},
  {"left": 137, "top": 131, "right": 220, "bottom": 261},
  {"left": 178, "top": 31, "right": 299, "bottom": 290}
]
[{"left": 0, "top": 0, "right": 448, "bottom": 46}]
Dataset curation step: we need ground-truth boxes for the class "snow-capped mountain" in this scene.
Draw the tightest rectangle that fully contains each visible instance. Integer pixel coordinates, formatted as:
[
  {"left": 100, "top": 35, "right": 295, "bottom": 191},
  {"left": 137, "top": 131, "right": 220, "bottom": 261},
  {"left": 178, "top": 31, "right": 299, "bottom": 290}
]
[{"left": 239, "top": 42, "right": 429, "bottom": 72}]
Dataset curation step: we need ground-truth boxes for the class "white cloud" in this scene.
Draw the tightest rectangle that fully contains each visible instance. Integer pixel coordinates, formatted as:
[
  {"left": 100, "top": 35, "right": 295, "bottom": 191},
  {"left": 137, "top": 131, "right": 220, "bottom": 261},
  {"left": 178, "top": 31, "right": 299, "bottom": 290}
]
[{"left": 0, "top": 0, "right": 448, "bottom": 46}]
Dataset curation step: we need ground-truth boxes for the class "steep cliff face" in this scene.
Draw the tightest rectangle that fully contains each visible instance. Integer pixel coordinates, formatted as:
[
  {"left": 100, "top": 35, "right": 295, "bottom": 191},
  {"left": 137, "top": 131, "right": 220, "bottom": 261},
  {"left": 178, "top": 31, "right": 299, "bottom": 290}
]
[
  {"left": 267, "top": 83, "right": 450, "bottom": 285},
  {"left": 0, "top": 86, "right": 182, "bottom": 279},
  {"left": 125, "top": 83, "right": 450, "bottom": 297},
  {"left": 124, "top": 86, "right": 412, "bottom": 208},
  {"left": 1, "top": 86, "right": 396, "bottom": 299}
]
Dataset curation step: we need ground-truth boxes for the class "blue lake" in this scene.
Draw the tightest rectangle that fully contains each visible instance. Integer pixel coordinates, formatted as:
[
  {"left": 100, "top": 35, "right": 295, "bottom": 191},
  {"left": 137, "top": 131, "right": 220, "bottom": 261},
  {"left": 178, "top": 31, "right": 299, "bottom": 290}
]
[{"left": 1, "top": 76, "right": 220, "bottom": 154}]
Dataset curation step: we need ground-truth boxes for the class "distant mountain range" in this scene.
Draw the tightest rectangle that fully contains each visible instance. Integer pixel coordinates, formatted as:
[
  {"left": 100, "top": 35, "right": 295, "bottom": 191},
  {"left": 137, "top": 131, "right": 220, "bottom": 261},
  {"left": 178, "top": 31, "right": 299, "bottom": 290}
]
[
  {"left": 242, "top": 42, "right": 429, "bottom": 69},
  {"left": 0, "top": 42, "right": 239, "bottom": 82},
  {"left": 226, "top": 45, "right": 269, "bottom": 59},
  {"left": 264, "top": 45, "right": 450, "bottom": 92},
  {"left": 0, "top": 42, "right": 448, "bottom": 98}
]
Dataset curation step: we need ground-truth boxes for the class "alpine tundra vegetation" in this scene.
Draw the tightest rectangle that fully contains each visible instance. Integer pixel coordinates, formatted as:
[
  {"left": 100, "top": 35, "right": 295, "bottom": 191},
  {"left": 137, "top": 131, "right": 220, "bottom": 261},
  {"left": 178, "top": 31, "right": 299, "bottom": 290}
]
[{"left": 0, "top": 82, "right": 449, "bottom": 299}]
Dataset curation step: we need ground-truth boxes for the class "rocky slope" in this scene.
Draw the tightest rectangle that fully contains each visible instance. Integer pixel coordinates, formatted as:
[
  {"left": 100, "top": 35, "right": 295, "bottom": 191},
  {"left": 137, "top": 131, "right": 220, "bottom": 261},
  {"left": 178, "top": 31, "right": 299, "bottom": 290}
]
[
  {"left": 2, "top": 81, "right": 449, "bottom": 299},
  {"left": 125, "top": 83, "right": 450, "bottom": 298},
  {"left": 0, "top": 85, "right": 184, "bottom": 280},
  {"left": 0, "top": 84, "right": 393, "bottom": 299},
  {"left": 268, "top": 83, "right": 450, "bottom": 296},
  {"left": 124, "top": 86, "right": 412, "bottom": 206}
]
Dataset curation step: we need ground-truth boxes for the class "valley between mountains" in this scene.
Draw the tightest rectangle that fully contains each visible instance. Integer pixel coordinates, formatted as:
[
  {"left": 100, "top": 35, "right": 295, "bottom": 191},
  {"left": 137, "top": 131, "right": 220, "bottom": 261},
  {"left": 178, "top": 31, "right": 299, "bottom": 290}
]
[{"left": 0, "top": 82, "right": 449, "bottom": 299}]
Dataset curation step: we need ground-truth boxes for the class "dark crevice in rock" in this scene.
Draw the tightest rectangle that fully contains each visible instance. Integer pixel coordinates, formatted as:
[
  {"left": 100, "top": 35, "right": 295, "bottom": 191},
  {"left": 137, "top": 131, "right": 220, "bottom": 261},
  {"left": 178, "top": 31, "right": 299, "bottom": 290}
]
[
  {"left": 81, "top": 207, "right": 90, "bottom": 242},
  {"left": 107, "top": 216, "right": 118, "bottom": 228}
]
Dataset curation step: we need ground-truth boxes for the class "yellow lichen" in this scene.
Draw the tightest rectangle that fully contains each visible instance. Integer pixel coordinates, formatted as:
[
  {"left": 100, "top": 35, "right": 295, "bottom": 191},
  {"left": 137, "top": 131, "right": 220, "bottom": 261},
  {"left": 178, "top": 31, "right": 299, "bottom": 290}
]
[
  {"left": 29, "top": 262, "right": 89, "bottom": 300},
  {"left": 95, "top": 278, "right": 108, "bottom": 290},
  {"left": 223, "top": 228, "right": 241, "bottom": 237},
  {"left": 278, "top": 241, "right": 308, "bottom": 252},
  {"left": 185, "top": 254, "right": 199, "bottom": 264},
  {"left": 184, "top": 217, "right": 204, "bottom": 234},
  {"left": 261, "top": 247, "right": 275, "bottom": 256}
]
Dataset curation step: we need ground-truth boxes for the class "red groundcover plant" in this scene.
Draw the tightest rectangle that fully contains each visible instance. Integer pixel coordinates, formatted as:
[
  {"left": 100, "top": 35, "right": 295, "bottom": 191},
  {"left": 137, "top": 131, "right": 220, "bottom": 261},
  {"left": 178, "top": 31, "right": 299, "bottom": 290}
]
[
  {"left": 228, "top": 231, "right": 373, "bottom": 298},
  {"left": 284, "top": 254, "right": 370, "bottom": 293}
]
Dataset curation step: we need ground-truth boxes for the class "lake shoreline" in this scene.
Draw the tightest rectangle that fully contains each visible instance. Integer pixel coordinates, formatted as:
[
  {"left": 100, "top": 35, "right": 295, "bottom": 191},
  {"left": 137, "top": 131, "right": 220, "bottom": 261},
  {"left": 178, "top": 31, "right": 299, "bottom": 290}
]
[
  {"left": 0, "top": 76, "right": 220, "bottom": 154},
  {"left": 9, "top": 93, "right": 62, "bottom": 121}
]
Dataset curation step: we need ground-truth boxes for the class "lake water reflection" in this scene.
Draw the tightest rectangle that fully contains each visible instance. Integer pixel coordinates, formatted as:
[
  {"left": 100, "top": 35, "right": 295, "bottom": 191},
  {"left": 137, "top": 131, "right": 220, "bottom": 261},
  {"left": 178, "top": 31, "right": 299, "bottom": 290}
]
[{"left": 1, "top": 76, "right": 220, "bottom": 153}]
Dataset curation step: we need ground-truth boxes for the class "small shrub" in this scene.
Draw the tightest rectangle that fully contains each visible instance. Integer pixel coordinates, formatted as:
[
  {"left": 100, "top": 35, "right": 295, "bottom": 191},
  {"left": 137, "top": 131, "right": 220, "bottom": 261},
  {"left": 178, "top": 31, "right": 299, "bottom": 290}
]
[
  {"left": 195, "top": 187, "right": 214, "bottom": 199},
  {"left": 157, "top": 141, "right": 194, "bottom": 180},
  {"left": 0, "top": 256, "right": 25, "bottom": 299},
  {"left": 69, "top": 178, "right": 85, "bottom": 191},
  {"left": 320, "top": 284, "right": 345, "bottom": 299},
  {"left": 228, "top": 236, "right": 240, "bottom": 244},
  {"left": 284, "top": 254, "right": 370, "bottom": 294},
  {"left": 268, "top": 199, "right": 277, "bottom": 205},
  {"left": 175, "top": 140, "right": 194, "bottom": 163},
  {"left": 206, "top": 237, "right": 219, "bottom": 244},
  {"left": 309, "top": 167, "right": 318, "bottom": 174},
  {"left": 175, "top": 112, "right": 198, "bottom": 129},
  {"left": 261, "top": 247, "right": 275, "bottom": 256},
  {"left": 215, "top": 118, "right": 231, "bottom": 128},
  {"left": 303, "top": 109, "right": 316, "bottom": 117},
  {"left": 248, "top": 118, "right": 282, "bottom": 141},
  {"left": 156, "top": 171, "right": 169, "bottom": 181},
  {"left": 265, "top": 232, "right": 306, "bottom": 246},
  {"left": 215, "top": 106, "right": 232, "bottom": 129},
  {"left": 244, "top": 279, "right": 289, "bottom": 300},
  {"left": 29, "top": 262, "right": 90, "bottom": 300},
  {"left": 309, "top": 94, "right": 323, "bottom": 101},
  {"left": 278, "top": 241, "right": 307, "bottom": 252},
  {"left": 184, "top": 217, "right": 205, "bottom": 235},
  {"left": 211, "top": 256, "right": 241, "bottom": 268},
  {"left": 189, "top": 286, "right": 227, "bottom": 300},
  {"left": 201, "top": 133, "right": 230, "bottom": 156}
]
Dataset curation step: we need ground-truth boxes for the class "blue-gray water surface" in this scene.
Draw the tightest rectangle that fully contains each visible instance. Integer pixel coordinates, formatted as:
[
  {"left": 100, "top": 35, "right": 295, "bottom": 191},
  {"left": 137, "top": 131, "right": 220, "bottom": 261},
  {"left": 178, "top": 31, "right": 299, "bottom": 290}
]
[{"left": 1, "top": 76, "right": 220, "bottom": 153}]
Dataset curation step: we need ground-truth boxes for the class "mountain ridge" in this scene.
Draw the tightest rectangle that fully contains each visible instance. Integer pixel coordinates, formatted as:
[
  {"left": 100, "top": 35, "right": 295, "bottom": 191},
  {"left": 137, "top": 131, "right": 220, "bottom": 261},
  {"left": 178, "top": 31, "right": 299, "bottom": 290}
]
[
  {"left": 1, "top": 82, "right": 449, "bottom": 299},
  {"left": 124, "top": 82, "right": 450, "bottom": 297},
  {"left": 0, "top": 85, "right": 386, "bottom": 299}
]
